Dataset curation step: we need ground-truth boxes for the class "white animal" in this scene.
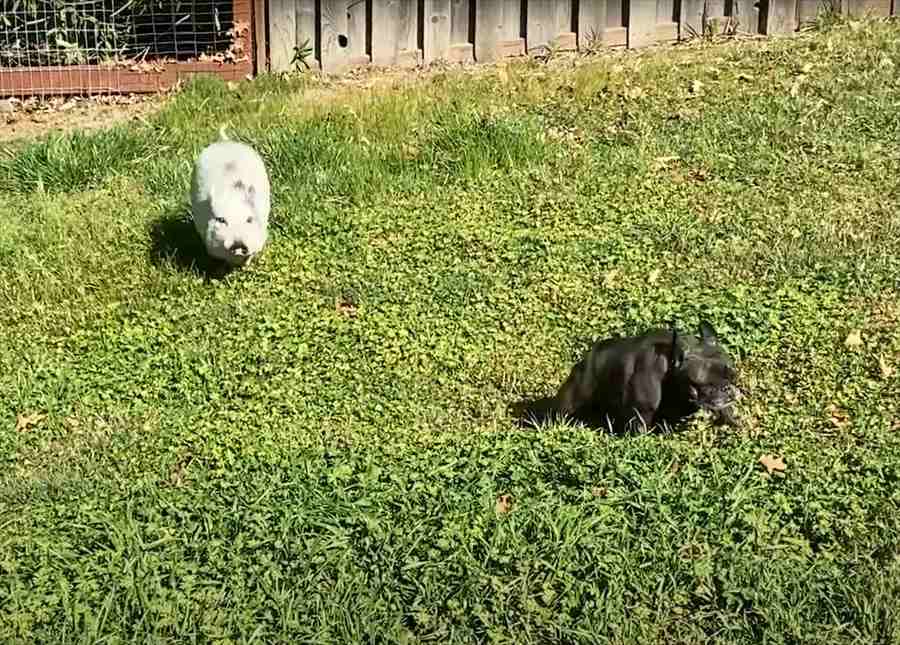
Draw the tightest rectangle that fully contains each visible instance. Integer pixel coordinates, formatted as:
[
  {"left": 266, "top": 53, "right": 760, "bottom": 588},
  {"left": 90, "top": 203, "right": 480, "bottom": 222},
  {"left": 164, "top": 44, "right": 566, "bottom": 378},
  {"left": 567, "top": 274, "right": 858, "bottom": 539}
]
[{"left": 190, "top": 126, "right": 271, "bottom": 267}]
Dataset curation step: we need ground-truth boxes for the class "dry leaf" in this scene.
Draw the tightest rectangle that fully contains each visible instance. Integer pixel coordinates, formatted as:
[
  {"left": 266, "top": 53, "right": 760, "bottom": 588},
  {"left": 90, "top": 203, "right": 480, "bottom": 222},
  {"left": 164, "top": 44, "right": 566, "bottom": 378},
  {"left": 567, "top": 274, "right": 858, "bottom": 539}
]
[
  {"left": 844, "top": 330, "right": 863, "bottom": 348},
  {"left": 335, "top": 295, "right": 358, "bottom": 318},
  {"left": 602, "top": 269, "right": 618, "bottom": 289},
  {"left": 878, "top": 356, "right": 894, "bottom": 379},
  {"left": 495, "top": 494, "right": 513, "bottom": 514},
  {"left": 825, "top": 403, "right": 850, "bottom": 429},
  {"left": 652, "top": 155, "right": 679, "bottom": 170},
  {"left": 689, "top": 79, "right": 704, "bottom": 95},
  {"left": 759, "top": 454, "right": 786, "bottom": 475},
  {"left": 15, "top": 412, "right": 46, "bottom": 432},
  {"left": 591, "top": 486, "right": 607, "bottom": 498}
]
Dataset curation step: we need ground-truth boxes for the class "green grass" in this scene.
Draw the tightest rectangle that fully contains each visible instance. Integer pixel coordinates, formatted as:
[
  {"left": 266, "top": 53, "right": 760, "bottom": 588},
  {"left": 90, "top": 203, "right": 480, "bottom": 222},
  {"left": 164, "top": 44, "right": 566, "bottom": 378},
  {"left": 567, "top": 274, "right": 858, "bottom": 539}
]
[{"left": 2, "top": 18, "right": 900, "bottom": 644}]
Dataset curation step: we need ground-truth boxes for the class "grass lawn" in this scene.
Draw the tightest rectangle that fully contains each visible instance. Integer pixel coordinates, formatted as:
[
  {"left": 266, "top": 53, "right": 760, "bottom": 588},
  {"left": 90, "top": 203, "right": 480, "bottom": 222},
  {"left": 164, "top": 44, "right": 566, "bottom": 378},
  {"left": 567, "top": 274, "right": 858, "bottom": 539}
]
[{"left": 2, "top": 17, "right": 900, "bottom": 644}]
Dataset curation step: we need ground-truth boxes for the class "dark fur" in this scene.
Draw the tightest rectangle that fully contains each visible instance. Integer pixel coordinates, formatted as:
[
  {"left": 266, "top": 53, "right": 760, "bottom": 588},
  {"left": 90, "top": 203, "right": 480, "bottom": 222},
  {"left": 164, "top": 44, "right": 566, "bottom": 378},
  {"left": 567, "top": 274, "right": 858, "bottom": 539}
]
[{"left": 515, "top": 321, "right": 740, "bottom": 432}]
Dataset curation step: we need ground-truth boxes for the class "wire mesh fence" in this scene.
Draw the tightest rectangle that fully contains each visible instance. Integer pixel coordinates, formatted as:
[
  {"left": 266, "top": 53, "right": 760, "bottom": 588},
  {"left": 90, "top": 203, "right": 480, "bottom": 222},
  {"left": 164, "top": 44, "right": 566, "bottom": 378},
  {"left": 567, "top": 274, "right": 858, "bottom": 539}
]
[{"left": 0, "top": 0, "right": 254, "bottom": 98}]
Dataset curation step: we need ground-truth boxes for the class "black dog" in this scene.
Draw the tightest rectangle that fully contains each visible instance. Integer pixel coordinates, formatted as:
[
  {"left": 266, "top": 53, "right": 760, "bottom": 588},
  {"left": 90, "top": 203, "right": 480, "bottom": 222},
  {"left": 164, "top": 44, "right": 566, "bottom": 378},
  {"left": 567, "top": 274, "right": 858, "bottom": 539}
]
[{"left": 516, "top": 321, "right": 740, "bottom": 432}]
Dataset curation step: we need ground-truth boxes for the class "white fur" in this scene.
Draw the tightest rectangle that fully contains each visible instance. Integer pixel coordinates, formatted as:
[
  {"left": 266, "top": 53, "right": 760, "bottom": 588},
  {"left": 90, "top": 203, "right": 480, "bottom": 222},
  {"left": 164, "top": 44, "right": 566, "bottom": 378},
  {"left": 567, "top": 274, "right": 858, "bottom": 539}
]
[{"left": 190, "top": 126, "right": 271, "bottom": 267}]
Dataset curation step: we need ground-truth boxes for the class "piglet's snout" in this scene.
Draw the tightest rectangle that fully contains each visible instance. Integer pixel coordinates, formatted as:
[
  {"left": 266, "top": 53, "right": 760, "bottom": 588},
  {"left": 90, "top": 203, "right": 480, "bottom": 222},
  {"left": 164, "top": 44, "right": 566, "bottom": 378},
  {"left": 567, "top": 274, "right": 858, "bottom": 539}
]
[{"left": 229, "top": 241, "right": 249, "bottom": 256}]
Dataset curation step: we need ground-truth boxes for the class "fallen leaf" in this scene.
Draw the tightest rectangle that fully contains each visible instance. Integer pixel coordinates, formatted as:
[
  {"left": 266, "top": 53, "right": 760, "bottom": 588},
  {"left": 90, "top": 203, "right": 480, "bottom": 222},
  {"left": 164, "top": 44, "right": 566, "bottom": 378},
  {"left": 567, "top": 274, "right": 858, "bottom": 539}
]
[
  {"left": 15, "top": 412, "right": 46, "bottom": 432},
  {"left": 602, "top": 269, "right": 618, "bottom": 289},
  {"left": 844, "top": 330, "right": 863, "bottom": 348},
  {"left": 652, "top": 155, "right": 679, "bottom": 170},
  {"left": 689, "top": 79, "right": 704, "bottom": 95},
  {"left": 878, "top": 356, "right": 894, "bottom": 379},
  {"left": 495, "top": 494, "right": 513, "bottom": 514},
  {"left": 759, "top": 454, "right": 786, "bottom": 475},
  {"left": 335, "top": 295, "right": 358, "bottom": 318},
  {"left": 825, "top": 403, "right": 850, "bottom": 428},
  {"left": 591, "top": 486, "right": 607, "bottom": 498}
]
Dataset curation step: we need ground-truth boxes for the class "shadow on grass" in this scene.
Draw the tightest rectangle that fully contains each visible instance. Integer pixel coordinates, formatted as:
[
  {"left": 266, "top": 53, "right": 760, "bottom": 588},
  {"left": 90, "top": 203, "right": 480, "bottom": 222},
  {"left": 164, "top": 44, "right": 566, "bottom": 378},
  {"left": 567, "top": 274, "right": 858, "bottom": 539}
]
[
  {"left": 509, "top": 395, "right": 692, "bottom": 435},
  {"left": 508, "top": 395, "right": 560, "bottom": 430},
  {"left": 148, "top": 208, "right": 235, "bottom": 281}
]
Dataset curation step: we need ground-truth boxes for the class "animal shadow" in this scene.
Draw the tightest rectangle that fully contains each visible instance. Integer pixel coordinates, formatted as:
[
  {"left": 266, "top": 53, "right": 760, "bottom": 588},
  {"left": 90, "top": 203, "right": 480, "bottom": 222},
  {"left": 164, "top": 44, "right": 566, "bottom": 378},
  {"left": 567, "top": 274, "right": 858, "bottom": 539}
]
[
  {"left": 148, "top": 208, "right": 235, "bottom": 280},
  {"left": 509, "top": 395, "right": 686, "bottom": 435},
  {"left": 509, "top": 395, "right": 568, "bottom": 430}
]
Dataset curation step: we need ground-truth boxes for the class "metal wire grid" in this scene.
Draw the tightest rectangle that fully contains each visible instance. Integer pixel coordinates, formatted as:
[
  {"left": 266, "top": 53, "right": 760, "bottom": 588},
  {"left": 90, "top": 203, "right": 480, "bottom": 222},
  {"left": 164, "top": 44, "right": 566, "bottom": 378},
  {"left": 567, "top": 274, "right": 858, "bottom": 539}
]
[{"left": 0, "top": 0, "right": 242, "bottom": 98}]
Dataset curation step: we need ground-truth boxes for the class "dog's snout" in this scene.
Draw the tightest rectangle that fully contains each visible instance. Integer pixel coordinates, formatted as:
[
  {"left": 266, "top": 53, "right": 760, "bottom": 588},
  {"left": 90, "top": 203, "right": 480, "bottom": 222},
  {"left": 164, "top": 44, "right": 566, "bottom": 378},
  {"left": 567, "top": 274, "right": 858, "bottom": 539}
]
[{"left": 229, "top": 241, "right": 249, "bottom": 256}]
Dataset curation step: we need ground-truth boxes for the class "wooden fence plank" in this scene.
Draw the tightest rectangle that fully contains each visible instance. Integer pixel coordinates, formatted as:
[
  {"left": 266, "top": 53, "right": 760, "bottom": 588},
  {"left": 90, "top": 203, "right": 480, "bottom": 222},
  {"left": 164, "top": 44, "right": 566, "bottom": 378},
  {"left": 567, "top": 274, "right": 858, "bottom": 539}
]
[
  {"left": 577, "top": 0, "right": 607, "bottom": 49},
  {"left": 373, "top": 0, "right": 421, "bottom": 66},
  {"left": 347, "top": 0, "right": 369, "bottom": 65},
  {"left": 680, "top": 0, "right": 705, "bottom": 37},
  {"left": 845, "top": 0, "right": 892, "bottom": 16},
  {"left": 556, "top": 1, "right": 576, "bottom": 49},
  {"left": 321, "top": 0, "right": 351, "bottom": 73},
  {"left": 763, "top": 0, "right": 797, "bottom": 34},
  {"left": 705, "top": 0, "right": 728, "bottom": 34},
  {"left": 474, "top": 0, "right": 523, "bottom": 62},
  {"left": 526, "top": 0, "right": 575, "bottom": 52},
  {"left": 424, "top": 0, "right": 453, "bottom": 61},
  {"left": 657, "top": 0, "right": 676, "bottom": 24},
  {"left": 527, "top": 0, "right": 556, "bottom": 53},
  {"left": 296, "top": 0, "right": 318, "bottom": 68},
  {"left": 269, "top": 0, "right": 296, "bottom": 71},
  {"left": 656, "top": 0, "right": 678, "bottom": 42},
  {"left": 606, "top": 0, "right": 623, "bottom": 27},
  {"left": 796, "top": 0, "right": 819, "bottom": 26},
  {"left": 449, "top": 0, "right": 474, "bottom": 61},
  {"left": 732, "top": 0, "right": 761, "bottom": 34},
  {"left": 627, "top": 0, "right": 657, "bottom": 47}
]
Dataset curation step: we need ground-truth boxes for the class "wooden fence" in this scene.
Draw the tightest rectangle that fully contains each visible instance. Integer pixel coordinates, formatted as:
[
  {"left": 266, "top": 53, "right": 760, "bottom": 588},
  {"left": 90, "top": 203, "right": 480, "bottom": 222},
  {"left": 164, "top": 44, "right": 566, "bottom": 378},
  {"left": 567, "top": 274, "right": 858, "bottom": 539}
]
[{"left": 265, "top": 0, "right": 897, "bottom": 74}]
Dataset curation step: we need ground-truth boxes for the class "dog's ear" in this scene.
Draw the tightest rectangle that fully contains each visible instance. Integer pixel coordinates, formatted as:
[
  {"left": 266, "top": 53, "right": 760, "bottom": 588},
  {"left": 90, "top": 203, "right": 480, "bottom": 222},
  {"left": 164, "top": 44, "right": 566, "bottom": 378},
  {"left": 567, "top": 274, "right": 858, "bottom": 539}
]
[{"left": 698, "top": 321, "right": 719, "bottom": 346}]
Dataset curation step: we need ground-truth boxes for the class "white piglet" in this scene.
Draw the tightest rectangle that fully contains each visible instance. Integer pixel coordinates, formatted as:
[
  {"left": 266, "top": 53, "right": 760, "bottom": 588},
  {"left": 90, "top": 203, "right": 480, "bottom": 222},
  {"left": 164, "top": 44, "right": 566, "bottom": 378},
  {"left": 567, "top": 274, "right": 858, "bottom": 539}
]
[{"left": 191, "top": 127, "right": 271, "bottom": 267}]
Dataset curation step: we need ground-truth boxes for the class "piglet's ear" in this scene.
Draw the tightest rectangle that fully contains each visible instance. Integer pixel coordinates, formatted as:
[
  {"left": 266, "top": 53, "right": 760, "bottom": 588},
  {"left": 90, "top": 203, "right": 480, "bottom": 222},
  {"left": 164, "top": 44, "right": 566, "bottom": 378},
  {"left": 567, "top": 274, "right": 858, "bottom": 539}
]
[{"left": 699, "top": 321, "right": 719, "bottom": 346}]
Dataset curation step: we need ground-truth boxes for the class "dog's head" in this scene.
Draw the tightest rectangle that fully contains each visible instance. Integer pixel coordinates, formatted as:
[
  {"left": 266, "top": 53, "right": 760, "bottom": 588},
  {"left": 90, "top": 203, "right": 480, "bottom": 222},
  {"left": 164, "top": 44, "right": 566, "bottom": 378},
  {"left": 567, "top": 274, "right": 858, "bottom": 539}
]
[{"left": 670, "top": 321, "right": 739, "bottom": 415}]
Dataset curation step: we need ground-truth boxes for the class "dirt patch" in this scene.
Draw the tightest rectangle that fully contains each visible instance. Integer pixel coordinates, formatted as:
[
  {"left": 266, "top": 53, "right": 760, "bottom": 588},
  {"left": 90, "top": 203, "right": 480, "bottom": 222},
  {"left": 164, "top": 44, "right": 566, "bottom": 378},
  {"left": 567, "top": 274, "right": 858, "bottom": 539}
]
[{"left": 0, "top": 94, "right": 164, "bottom": 143}]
